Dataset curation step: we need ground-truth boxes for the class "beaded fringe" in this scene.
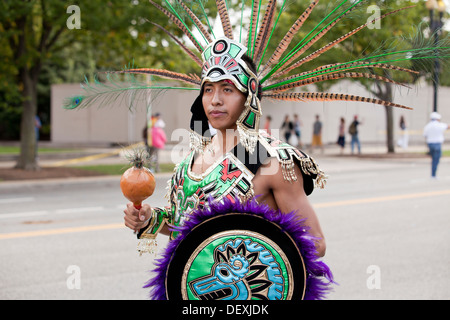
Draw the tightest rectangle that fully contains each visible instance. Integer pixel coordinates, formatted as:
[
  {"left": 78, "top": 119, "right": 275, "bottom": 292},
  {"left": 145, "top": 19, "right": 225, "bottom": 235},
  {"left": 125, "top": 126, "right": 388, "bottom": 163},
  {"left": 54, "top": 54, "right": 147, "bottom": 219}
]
[
  {"left": 137, "top": 237, "right": 158, "bottom": 256},
  {"left": 237, "top": 124, "right": 258, "bottom": 154},
  {"left": 189, "top": 130, "right": 212, "bottom": 154}
]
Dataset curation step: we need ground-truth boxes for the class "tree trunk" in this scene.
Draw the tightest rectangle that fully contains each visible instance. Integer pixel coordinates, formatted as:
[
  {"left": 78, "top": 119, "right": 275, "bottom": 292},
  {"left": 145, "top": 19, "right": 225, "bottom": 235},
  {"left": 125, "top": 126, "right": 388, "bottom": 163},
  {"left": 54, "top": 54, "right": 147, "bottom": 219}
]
[
  {"left": 15, "top": 67, "right": 39, "bottom": 170},
  {"left": 383, "top": 76, "right": 395, "bottom": 153},
  {"left": 371, "top": 70, "right": 395, "bottom": 154},
  {"left": 385, "top": 105, "right": 395, "bottom": 153}
]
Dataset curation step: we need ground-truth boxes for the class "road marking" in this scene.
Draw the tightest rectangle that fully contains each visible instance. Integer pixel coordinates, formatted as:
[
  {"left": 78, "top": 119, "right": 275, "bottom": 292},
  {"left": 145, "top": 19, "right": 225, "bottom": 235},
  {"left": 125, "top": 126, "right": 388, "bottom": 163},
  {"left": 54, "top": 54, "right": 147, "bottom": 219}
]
[
  {"left": 1, "top": 189, "right": 449, "bottom": 240},
  {"left": 0, "top": 211, "right": 49, "bottom": 219},
  {"left": 55, "top": 206, "right": 104, "bottom": 214},
  {"left": 0, "top": 206, "right": 107, "bottom": 220},
  {"left": 314, "top": 189, "right": 450, "bottom": 208},
  {"left": 0, "top": 223, "right": 124, "bottom": 240},
  {"left": 0, "top": 197, "right": 35, "bottom": 204}
]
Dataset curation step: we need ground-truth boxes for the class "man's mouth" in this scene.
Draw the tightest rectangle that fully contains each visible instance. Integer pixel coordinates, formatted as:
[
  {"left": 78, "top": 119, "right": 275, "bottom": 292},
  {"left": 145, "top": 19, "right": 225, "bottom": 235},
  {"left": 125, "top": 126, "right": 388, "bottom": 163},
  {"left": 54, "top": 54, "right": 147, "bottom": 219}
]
[{"left": 209, "top": 110, "right": 226, "bottom": 117}]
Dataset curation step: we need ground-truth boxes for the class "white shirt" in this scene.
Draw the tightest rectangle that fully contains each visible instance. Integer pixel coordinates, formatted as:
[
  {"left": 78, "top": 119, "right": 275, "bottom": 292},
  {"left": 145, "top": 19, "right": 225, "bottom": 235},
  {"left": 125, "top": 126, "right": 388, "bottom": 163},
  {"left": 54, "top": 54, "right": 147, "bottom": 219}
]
[{"left": 423, "top": 120, "right": 448, "bottom": 144}]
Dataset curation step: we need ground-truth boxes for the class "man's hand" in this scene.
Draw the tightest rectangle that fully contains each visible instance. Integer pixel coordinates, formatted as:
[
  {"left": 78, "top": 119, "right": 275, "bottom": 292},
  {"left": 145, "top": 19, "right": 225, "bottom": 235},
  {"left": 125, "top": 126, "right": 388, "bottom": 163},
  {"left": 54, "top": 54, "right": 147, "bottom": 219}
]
[{"left": 123, "top": 203, "right": 152, "bottom": 233}]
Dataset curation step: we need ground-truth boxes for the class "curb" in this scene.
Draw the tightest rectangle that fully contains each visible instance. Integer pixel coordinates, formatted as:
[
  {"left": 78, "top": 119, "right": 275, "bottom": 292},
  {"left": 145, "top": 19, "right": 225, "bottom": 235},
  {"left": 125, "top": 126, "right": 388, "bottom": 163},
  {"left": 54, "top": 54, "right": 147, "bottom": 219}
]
[{"left": 0, "top": 172, "right": 173, "bottom": 190}]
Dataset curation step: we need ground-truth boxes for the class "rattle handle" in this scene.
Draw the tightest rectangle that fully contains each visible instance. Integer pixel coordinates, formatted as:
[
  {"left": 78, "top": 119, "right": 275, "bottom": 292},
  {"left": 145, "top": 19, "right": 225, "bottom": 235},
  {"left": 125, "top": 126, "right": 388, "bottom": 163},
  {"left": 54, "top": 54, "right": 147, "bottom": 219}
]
[{"left": 133, "top": 203, "right": 142, "bottom": 210}]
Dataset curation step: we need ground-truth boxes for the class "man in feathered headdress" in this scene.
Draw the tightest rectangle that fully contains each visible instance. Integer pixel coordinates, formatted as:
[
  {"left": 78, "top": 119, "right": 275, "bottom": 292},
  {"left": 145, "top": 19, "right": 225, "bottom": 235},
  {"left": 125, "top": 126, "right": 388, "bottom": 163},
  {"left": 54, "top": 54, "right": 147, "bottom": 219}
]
[
  {"left": 124, "top": 37, "right": 327, "bottom": 258},
  {"left": 66, "top": 0, "right": 448, "bottom": 300}
]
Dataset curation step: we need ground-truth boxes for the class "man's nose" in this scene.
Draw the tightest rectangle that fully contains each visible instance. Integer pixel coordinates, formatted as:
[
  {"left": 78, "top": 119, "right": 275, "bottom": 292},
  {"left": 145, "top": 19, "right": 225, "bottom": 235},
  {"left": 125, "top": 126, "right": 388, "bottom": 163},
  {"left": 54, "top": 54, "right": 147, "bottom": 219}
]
[{"left": 211, "top": 90, "right": 222, "bottom": 105}]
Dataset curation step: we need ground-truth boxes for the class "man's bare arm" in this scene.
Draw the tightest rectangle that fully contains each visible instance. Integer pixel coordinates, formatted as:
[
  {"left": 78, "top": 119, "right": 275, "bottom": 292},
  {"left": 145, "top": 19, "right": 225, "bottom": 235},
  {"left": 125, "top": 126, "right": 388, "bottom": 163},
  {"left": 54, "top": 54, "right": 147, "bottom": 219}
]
[{"left": 253, "top": 158, "right": 326, "bottom": 257}]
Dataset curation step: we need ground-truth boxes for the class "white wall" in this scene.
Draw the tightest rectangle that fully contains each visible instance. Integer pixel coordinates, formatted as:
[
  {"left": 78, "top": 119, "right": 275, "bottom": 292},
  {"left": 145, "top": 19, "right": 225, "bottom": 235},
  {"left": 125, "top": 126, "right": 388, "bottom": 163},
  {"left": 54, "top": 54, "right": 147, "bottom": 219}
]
[{"left": 51, "top": 80, "right": 449, "bottom": 146}]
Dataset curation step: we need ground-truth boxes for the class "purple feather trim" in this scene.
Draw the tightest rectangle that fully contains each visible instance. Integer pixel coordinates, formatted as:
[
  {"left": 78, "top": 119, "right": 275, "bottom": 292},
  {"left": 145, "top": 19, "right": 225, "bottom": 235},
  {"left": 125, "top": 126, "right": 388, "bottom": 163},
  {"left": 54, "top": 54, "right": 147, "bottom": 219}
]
[{"left": 144, "top": 197, "right": 335, "bottom": 300}]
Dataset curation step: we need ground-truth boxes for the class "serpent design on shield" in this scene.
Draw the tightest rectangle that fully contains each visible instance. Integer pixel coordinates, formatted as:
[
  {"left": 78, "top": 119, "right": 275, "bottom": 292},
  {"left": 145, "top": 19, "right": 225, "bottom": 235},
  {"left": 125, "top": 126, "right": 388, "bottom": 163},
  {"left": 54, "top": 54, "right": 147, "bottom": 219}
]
[
  {"left": 146, "top": 198, "right": 334, "bottom": 300},
  {"left": 186, "top": 236, "right": 292, "bottom": 300}
]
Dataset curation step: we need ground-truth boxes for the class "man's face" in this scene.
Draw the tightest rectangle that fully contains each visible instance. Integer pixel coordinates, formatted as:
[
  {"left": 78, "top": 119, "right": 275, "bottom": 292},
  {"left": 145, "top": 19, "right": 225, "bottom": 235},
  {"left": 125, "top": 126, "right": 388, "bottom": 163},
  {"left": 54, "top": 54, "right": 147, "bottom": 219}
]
[{"left": 202, "top": 80, "right": 246, "bottom": 131}]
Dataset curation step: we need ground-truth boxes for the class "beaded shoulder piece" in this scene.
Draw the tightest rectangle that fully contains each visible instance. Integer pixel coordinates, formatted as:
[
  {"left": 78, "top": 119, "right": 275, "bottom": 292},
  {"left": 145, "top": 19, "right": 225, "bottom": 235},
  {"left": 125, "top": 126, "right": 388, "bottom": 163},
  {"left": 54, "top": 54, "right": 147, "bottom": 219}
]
[{"left": 258, "top": 131, "right": 327, "bottom": 189}]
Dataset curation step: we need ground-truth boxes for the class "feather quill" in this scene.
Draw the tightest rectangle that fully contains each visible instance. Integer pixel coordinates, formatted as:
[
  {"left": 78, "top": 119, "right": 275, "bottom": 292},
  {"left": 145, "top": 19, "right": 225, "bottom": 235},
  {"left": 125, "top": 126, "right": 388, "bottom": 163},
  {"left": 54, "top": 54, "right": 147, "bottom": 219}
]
[
  {"left": 269, "top": 0, "right": 363, "bottom": 81},
  {"left": 149, "top": 0, "right": 204, "bottom": 53},
  {"left": 63, "top": 73, "right": 193, "bottom": 109},
  {"left": 118, "top": 68, "right": 201, "bottom": 86},
  {"left": 263, "top": 92, "right": 412, "bottom": 110},
  {"left": 265, "top": 72, "right": 408, "bottom": 92},
  {"left": 253, "top": 0, "right": 277, "bottom": 65},
  {"left": 261, "top": 1, "right": 319, "bottom": 74},
  {"left": 216, "top": 0, "right": 234, "bottom": 39},
  {"left": 176, "top": 0, "right": 212, "bottom": 43},
  {"left": 273, "top": 6, "right": 416, "bottom": 78},
  {"left": 246, "top": 0, "right": 261, "bottom": 57},
  {"left": 63, "top": 73, "right": 199, "bottom": 110},
  {"left": 150, "top": 22, "right": 203, "bottom": 67},
  {"left": 267, "top": 61, "right": 419, "bottom": 90}
]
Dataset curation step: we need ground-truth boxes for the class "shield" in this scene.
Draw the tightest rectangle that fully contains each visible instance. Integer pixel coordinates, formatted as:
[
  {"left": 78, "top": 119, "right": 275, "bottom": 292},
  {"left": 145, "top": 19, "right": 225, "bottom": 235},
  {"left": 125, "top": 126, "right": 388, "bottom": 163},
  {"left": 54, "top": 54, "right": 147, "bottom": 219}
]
[{"left": 146, "top": 198, "right": 333, "bottom": 300}]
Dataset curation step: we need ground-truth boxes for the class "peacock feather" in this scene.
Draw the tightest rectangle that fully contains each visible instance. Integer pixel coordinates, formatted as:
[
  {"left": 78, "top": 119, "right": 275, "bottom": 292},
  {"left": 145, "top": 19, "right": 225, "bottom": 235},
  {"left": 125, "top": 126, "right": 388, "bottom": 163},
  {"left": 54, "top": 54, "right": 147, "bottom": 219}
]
[{"left": 63, "top": 70, "right": 199, "bottom": 110}]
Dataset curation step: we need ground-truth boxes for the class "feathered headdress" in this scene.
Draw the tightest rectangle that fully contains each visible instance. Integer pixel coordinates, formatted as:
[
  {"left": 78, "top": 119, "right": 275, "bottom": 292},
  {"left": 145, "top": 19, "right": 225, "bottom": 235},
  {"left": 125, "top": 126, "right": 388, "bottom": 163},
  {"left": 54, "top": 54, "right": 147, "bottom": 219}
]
[{"left": 65, "top": 0, "right": 449, "bottom": 153}]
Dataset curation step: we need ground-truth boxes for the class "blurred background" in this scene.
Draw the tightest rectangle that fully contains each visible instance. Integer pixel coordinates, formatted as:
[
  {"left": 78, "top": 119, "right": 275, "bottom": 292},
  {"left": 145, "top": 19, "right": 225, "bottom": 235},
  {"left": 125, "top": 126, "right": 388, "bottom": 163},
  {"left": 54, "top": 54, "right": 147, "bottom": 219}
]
[{"left": 1, "top": 0, "right": 449, "bottom": 168}]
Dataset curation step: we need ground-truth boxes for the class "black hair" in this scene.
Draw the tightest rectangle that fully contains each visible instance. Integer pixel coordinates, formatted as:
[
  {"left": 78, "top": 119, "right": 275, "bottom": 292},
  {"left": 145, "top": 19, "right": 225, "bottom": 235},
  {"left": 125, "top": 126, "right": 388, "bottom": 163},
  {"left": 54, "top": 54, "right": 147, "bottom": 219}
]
[
  {"left": 241, "top": 54, "right": 262, "bottom": 100},
  {"left": 241, "top": 54, "right": 257, "bottom": 74}
]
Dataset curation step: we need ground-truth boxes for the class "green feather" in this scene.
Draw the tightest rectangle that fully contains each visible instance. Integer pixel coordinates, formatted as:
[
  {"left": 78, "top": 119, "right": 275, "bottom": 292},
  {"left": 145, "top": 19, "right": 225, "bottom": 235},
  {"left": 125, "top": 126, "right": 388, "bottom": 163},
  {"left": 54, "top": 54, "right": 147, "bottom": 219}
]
[
  {"left": 262, "top": 0, "right": 363, "bottom": 83},
  {"left": 63, "top": 95, "right": 84, "bottom": 110},
  {"left": 256, "top": 0, "right": 288, "bottom": 72},
  {"left": 63, "top": 72, "right": 199, "bottom": 111},
  {"left": 263, "top": 44, "right": 450, "bottom": 92},
  {"left": 197, "top": 0, "right": 216, "bottom": 40}
]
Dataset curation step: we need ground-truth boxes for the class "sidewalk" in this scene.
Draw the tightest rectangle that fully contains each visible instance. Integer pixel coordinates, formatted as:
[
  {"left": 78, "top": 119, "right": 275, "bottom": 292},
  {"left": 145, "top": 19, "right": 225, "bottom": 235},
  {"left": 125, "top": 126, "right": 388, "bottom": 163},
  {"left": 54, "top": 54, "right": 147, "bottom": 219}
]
[
  {"left": 2, "top": 139, "right": 443, "bottom": 170},
  {"left": 0, "top": 141, "right": 434, "bottom": 168},
  {"left": 1, "top": 141, "right": 449, "bottom": 190}
]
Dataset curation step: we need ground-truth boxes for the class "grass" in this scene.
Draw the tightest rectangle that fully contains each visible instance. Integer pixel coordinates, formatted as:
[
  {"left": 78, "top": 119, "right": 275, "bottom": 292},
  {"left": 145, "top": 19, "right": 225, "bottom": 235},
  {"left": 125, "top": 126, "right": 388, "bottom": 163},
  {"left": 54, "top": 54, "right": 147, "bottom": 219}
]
[
  {"left": 0, "top": 146, "right": 76, "bottom": 154},
  {"left": 70, "top": 163, "right": 176, "bottom": 175}
]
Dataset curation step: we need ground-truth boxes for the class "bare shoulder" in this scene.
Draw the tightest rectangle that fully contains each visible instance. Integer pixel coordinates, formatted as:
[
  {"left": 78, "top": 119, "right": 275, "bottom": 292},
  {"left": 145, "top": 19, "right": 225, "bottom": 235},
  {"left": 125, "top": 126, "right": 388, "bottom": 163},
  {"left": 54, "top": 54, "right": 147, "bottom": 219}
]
[
  {"left": 252, "top": 157, "right": 306, "bottom": 211},
  {"left": 254, "top": 157, "right": 305, "bottom": 191}
]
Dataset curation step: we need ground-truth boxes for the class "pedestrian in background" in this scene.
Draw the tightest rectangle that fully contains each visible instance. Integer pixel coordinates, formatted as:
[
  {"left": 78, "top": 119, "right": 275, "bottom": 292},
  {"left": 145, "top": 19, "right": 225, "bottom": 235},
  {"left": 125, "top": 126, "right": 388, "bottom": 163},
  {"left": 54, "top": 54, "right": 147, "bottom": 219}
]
[
  {"left": 337, "top": 117, "right": 345, "bottom": 155},
  {"left": 281, "top": 115, "right": 293, "bottom": 143},
  {"left": 293, "top": 114, "right": 303, "bottom": 148},
  {"left": 311, "top": 114, "right": 323, "bottom": 153},
  {"left": 349, "top": 115, "right": 362, "bottom": 155},
  {"left": 151, "top": 113, "right": 167, "bottom": 173},
  {"left": 264, "top": 115, "right": 272, "bottom": 135},
  {"left": 423, "top": 112, "right": 448, "bottom": 179},
  {"left": 397, "top": 115, "right": 409, "bottom": 149}
]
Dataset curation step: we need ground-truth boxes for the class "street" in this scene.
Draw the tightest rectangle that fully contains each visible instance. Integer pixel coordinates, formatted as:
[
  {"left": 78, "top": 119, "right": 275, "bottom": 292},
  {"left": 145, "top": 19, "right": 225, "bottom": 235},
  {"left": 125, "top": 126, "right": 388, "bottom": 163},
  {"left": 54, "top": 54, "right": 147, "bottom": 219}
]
[{"left": 0, "top": 154, "right": 449, "bottom": 300}]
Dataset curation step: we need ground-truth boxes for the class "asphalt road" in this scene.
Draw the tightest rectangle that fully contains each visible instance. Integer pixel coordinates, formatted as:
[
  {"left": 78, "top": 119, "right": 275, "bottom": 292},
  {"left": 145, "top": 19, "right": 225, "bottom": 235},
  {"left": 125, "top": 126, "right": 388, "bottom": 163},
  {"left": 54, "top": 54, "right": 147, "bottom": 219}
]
[{"left": 0, "top": 154, "right": 449, "bottom": 300}]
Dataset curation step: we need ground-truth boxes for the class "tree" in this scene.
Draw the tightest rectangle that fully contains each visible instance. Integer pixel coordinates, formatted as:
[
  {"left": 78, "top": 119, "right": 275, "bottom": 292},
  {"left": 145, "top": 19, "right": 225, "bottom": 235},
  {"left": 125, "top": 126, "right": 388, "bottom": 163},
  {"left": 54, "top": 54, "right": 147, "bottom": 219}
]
[
  {"left": 267, "top": 0, "right": 447, "bottom": 153},
  {"left": 0, "top": 0, "right": 198, "bottom": 170}
]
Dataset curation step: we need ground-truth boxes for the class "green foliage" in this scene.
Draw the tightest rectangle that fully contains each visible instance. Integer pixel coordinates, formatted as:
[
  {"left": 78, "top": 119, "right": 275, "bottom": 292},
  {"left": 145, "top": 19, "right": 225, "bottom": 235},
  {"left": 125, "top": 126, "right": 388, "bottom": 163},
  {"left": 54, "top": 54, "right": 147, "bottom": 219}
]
[
  {"left": 1, "top": 0, "right": 448, "bottom": 142},
  {"left": 0, "top": 0, "right": 200, "bottom": 140}
]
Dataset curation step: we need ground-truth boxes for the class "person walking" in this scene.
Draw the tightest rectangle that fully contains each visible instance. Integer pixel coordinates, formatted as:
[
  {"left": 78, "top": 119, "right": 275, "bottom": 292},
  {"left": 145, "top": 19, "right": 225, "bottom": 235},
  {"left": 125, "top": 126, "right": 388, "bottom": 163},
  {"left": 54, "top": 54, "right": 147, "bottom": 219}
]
[
  {"left": 150, "top": 113, "right": 167, "bottom": 173},
  {"left": 281, "top": 115, "right": 293, "bottom": 143},
  {"left": 293, "top": 114, "right": 303, "bottom": 148},
  {"left": 311, "top": 114, "right": 323, "bottom": 153},
  {"left": 349, "top": 115, "right": 362, "bottom": 154},
  {"left": 397, "top": 115, "right": 409, "bottom": 149},
  {"left": 337, "top": 117, "right": 345, "bottom": 154},
  {"left": 423, "top": 112, "right": 448, "bottom": 179},
  {"left": 264, "top": 115, "right": 272, "bottom": 134}
]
